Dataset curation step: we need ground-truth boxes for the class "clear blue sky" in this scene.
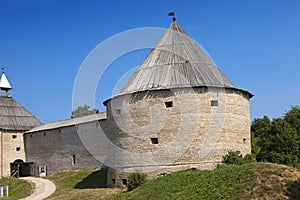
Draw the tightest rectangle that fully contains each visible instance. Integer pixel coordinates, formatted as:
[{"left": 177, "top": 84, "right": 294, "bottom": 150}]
[{"left": 0, "top": 0, "right": 299, "bottom": 123}]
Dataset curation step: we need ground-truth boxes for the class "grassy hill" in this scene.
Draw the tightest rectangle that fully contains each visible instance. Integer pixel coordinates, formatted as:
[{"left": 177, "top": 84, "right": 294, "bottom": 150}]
[
  {"left": 46, "top": 168, "right": 122, "bottom": 200},
  {"left": 45, "top": 163, "right": 300, "bottom": 200},
  {"left": 111, "top": 163, "right": 300, "bottom": 200},
  {"left": 0, "top": 177, "right": 32, "bottom": 200}
]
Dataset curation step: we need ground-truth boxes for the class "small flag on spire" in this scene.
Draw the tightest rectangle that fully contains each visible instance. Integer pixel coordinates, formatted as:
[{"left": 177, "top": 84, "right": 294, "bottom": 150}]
[
  {"left": 168, "top": 11, "right": 176, "bottom": 21},
  {"left": 168, "top": 12, "right": 175, "bottom": 16}
]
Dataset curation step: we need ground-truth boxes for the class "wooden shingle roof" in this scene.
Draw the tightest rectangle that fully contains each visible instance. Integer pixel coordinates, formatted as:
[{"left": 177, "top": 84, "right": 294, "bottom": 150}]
[
  {"left": 119, "top": 21, "right": 247, "bottom": 96},
  {"left": 0, "top": 96, "right": 42, "bottom": 131}
]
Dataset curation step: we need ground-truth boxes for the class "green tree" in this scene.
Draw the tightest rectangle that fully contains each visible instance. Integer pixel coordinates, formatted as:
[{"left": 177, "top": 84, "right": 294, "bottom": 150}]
[
  {"left": 251, "top": 116, "right": 272, "bottom": 159},
  {"left": 71, "top": 105, "right": 99, "bottom": 118},
  {"left": 284, "top": 106, "right": 300, "bottom": 134},
  {"left": 251, "top": 108, "right": 300, "bottom": 165},
  {"left": 269, "top": 118, "right": 299, "bottom": 156},
  {"left": 251, "top": 134, "right": 261, "bottom": 155}
]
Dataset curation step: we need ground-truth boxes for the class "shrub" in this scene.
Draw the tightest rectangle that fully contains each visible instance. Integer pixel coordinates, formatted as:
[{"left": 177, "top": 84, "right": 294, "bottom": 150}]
[
  {"left": 268, "top": 152, "right": 286, "bottom": 164},
  {"left": 223, "top": 151, "right": 244, "bottom": 165},
  {"left": 283, "top": 154, "right": 298, "bottom": 165},
  {"left": 244, "top": 153, "right": 257, "bottom": 163},
  {"left": 127, "top": 172, "right": 147, "bottom": 191}
]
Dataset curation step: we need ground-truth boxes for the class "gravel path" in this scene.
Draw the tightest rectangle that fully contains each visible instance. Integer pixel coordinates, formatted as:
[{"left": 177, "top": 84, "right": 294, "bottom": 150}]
[{"left": 20, "top": 177, "right": 56, "bottom": 200}]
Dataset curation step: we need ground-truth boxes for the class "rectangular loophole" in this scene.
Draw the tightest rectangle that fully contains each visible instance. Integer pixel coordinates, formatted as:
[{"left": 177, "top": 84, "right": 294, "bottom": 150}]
[
  {"left": 112, "top": 179, "right": 116, "bottom": 185},
  {"left": 211, "top": 100, "right": 218, "bottom": 107},
  {"left": 72, "top": 154, "right": 76, "bottom": 165},
  {"left": 151, "top": 138, "right": 158, "bottom": 144},
  {"left": 165, "top": 101, "right": 173, "bottom": 108}
]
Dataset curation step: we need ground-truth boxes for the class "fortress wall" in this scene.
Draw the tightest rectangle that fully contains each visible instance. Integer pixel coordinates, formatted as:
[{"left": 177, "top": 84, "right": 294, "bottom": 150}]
[
  {"left": 24, "top": 121, "right": 103, "bottom": 176},
  {"left": 104, "top": 87, "right": 250, "bottom": 187},
  {"left": 23, "top": 87, "right": 250, "bottom": 185}
]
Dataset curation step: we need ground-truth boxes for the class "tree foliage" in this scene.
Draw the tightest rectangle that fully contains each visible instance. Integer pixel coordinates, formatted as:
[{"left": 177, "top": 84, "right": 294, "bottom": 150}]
[
  {"left": 284, "top": 106, "right": 300, "bottom": 134},
  {"left": 71, "top": 105, "right": 99, "bottom": 118},
  {"left": 251, "top": 106, "right": 300, "bottom": 165}
]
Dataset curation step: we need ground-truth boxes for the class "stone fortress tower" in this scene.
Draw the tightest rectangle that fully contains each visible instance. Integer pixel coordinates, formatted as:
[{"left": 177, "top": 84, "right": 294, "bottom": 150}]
[
  {"left": 104, "top": 19, "right": 253, "bottom": 186},
  {"left": 22, "top": 17, "right": 253, "bottom": 187},
  {"left": 0, "top": 68, "right": 41, "bottom": 177}
]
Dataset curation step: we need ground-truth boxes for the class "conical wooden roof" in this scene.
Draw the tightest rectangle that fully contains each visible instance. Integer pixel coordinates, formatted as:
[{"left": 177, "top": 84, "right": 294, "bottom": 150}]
[
  {"left": 0, "top": 96, "right": 42, "bottom": 131},
  {"left": 119, "top": 21, "right": 237, "bottom": 95}
]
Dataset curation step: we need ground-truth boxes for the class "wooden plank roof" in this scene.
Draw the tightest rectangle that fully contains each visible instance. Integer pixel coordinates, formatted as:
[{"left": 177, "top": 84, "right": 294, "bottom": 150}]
[
  {"left": 0, "top": 96, "right": 42, "bottom": 131},
  {"left": 119, "top": 21, "right": 239, "bottom": 95}
]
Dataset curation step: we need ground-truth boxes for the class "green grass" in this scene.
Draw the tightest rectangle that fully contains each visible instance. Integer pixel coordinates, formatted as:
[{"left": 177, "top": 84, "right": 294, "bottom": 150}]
[
  {"left": 43, "top": 163, "right": 300, "bottom": 200},
  {"left": 46, "top": 168, "right": 122, "bottom": 200},
  {"left": 111, "top": 163, "right": 300, "bottom": 200},
  {"left": 0, "top": 177, "right": 32, "bottom": 200}
]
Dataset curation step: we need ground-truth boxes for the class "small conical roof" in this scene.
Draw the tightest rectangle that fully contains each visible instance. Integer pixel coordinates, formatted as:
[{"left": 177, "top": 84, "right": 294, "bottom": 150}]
[
  {"left": 0, "top": 68, "right": 12, "bottom": 91},
  {"left": 119, "top": 21, "right": 236, "bottom": 95}
]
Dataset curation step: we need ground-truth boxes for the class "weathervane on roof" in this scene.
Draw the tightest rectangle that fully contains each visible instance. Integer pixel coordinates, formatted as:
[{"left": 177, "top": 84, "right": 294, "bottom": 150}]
[{"left": 168, "top": 11, "right": 176, "bottom": 22}]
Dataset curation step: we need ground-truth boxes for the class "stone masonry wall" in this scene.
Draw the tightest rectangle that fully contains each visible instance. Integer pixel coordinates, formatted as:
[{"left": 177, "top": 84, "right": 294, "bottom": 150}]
[
  {"left": 24, "top": 121, "right": 103, "bottom": 176},
  {"left": 23, "top": 86, "right": 250, "bottom": 185},
  {"left": 0, "top": 131, "right": 26, "bottom": 177},
  {"left": 104, "top": 87, "right": 251, "bottom": 187}
]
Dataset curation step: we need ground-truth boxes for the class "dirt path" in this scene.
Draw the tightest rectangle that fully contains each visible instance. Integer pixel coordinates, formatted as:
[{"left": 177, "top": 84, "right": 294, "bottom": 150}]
[{"left": 20, "top": 177, "right": 56, "bottom": 200}]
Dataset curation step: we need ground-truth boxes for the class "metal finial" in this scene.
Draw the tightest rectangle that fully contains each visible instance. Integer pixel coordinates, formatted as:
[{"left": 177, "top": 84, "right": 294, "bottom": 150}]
[
  {"left": 1, "top": 67, "right": 4, "bottom": 74},
  {"left": 168, "top": 12, "right": 176, "bottom": 22}
]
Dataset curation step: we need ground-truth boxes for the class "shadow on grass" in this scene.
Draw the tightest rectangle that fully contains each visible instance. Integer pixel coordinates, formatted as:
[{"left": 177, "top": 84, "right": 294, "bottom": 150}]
[
  {"left": 287, "top": 179, "right": 300, "bottom": 200},
  {"left": 74, "top": 169, "right": 107, "bottom": 189}
]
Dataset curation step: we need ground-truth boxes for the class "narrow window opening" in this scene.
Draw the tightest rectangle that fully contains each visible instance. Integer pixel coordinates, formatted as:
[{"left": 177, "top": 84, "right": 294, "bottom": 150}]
[
  {"left": 112, "top": 179, "right": 116, "bottom": 185},
  {"left": 72, "top": 154, "right": 76, "bottom": 165},
  {"left": 165, "top": 101, "right": 173, "bottom": 108},
  {"left": 151, "top": 138, "right": 158, "bottom": 144},
  {"left": 211, "top": 100, "right": 218, "bottom": 107},
  {"left": 116, "top": 109, "right": 121, "bottom": 115},
  {"left": 58, "top": 129, "right": 61, "bottom": 133},
  {"left": 243, "top": 137, "right": 247, "bottom": 143},
  {"left": 30, "top": 134, "right": 33, "bottom": 138},
  {"left": 122, "top": 179, "right": 127, "bottom": 186},
  {"left": 16, "top": 147, "right": 21, "bottom": 151},
  {"left": 43, "top": 132, "right": 46, "bottom": 136},
  {"left": 12, "top": 135, "right": 17, "bottom": 139}
]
